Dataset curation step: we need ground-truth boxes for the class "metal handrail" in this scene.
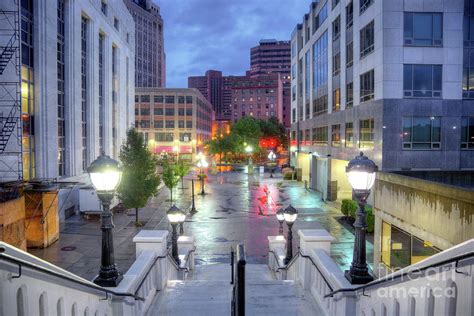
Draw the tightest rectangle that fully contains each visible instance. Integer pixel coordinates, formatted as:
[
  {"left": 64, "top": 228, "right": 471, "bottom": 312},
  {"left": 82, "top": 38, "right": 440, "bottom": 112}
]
[
  {"left": 0, "top": 250, "right": 144, "bottom": 301},
  {"left": 269, "top": 250, "right": 334, "bottom": 292},
  {"left": 133, "top": 250, "right": 170, "bottom": 296},
  {"left": 324, "top": 251, "right": 474, "bottom": 298},
  {"left": 166, "top": 247, "right": 196, "bottom": 273}
]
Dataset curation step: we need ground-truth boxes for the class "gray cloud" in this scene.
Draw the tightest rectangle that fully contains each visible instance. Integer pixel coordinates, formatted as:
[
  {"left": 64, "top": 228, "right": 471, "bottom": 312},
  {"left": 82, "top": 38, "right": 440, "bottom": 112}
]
[{"left": 156, "top": 0, "right": 312, "bottom": 87}]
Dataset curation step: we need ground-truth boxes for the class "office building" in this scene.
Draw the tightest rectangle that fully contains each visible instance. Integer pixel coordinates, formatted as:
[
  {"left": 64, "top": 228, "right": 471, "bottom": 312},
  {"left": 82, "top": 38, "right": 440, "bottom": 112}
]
[
  {"left": 291, "top": 0, "right": 474, "bottom": 201},
  {"left": 124, "top": 0, "right": 165, "bottom": 87},
  {"left": 135, "top": 88, "right": 213, "bottom": 160}
]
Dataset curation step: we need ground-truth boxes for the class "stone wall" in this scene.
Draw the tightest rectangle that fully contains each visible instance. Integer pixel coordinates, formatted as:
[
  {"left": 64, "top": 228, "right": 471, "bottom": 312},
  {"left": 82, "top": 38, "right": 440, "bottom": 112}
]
[
  {"left": 0, "top": 197, "right": 26, "bottom": 251},
  {"left": 372, "top": 172, "right": 474, "bottom": 269}
]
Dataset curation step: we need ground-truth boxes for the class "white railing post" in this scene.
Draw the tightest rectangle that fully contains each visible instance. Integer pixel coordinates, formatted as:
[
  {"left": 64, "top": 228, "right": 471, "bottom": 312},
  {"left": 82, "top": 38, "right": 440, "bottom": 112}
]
[
  {"left": 268, "top": 236, "right": 286, "bottom": 279},
  {"left": 178, "top": 235, "right": 195, "bottom": 272},
  {"left": 298, "top": 230, "right": 335, "bottom": 289},
  {"left": 132, "top": 230, "right": 169, "bottom": 290}
]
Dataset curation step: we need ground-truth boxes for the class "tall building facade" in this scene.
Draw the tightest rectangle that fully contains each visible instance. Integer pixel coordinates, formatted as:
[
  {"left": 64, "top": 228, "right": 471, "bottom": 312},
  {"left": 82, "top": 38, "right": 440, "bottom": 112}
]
[
  {"left": 188, "top": 70, "right": 225, "bottom": 119},
  {"left": 124, "top": 0, "right": 165, "bottom": 87},
  {"left": 229, "top": 73, "right": 283, "bottom": 123},
  {"left": 291, "top": 0, "right": 474, "bottom": 201},
  {"left": 249, "top": 39, "right": 292, "bottom": 128},
  {"left": 0, "top": 0, "right": 135, "bottom": 190},
  {"left": 135, "top": 88, "right": 213, "bottom": 160}
]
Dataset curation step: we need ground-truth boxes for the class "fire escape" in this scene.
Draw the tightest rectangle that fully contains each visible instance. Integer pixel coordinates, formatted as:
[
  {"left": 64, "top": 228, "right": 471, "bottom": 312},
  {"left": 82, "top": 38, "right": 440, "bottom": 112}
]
[{"left": 0, "top": 6, "right": 22, "bottom": 186}]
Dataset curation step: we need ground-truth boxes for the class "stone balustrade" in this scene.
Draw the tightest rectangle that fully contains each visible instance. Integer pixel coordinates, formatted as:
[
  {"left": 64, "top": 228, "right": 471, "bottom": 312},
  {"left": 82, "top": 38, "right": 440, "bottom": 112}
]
[
  {"left": 267, "top": 229, "right": 473, "bottom": 316},
  {"left": 0, "top": 230, "right": 196, "bottom": 316}
]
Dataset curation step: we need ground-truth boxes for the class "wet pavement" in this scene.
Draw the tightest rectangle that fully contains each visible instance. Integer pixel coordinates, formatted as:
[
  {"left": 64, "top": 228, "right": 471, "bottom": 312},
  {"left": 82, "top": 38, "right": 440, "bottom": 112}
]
[{"left": 30, "top": 170, "right": 373, "bottom": 281}]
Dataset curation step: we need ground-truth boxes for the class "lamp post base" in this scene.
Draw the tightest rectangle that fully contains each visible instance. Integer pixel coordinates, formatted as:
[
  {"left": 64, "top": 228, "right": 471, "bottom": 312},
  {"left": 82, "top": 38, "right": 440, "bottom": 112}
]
[
  {"left": 94, "top": 272, "right": 123, "bottom": 287},
  {"left": 344, "top": 269, "right": 374, "bottom": 285}
]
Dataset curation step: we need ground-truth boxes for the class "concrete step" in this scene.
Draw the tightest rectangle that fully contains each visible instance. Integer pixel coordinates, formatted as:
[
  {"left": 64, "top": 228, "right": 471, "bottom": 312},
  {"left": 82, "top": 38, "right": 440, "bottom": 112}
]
[
  {"left": 189, "top": 263, "right": 274, "bottom": 281},
  {"left": 247, "top": 280, "right": 324, "bottom": 315},
  {"left": 146, "top": 280, "right": 232, "bottom": 316}
]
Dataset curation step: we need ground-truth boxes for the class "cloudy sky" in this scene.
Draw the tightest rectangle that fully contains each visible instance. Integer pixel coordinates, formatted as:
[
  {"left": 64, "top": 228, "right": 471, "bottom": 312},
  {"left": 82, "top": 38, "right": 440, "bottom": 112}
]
[{"left": 157, "top": 0, "right": 312, "bottom": 87}]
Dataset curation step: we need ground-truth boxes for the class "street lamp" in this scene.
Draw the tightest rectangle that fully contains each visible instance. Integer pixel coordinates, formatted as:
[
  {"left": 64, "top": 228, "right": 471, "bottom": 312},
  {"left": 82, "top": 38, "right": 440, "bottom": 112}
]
[
  {"left": 283, "top": 205, "right": 298, "bottom": 265},
  {"left": 87, "top": 153, "right": 122, "bottom": 287},
  {"left": 268, "top": 150, "right": 276, "bottom": 178},
  {"left": 275, "top": 208, "right": 284, "bottom": 235},
  {"left": 167, "top": 205, "right": 186, "bottom": 265},
  {"left": 190, "top": 177, "right": 197, "bottom": 214},
  {"left": 344, "top": 152, "right": 378, "bottom": 284}
]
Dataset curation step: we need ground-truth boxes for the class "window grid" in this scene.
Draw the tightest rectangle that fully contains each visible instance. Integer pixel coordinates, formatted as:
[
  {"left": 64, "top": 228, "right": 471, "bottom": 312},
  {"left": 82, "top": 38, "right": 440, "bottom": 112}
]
[
  {"left": 312, "top": 126, "right": 328, "bottom": 146},
  {"left": 359, "top": 119, "right": 374, "bottom": 148},
  {"left": 461, "top": 117, "right": 474, "bottom": 149},
  {"left": 360, "top": 20, "right": 375, "bottom": 58},
  {"left": 345, "top": 122, "right": 354, "bottom": 147},
  {"left": 360, "top": 70, "right": 375, "bottom": 102},
  {"left": 403, "top": 117, "right": 441, "bottom": 150},
  {"left": 331, "top": 124, "right": 341, "bottom": 147}
]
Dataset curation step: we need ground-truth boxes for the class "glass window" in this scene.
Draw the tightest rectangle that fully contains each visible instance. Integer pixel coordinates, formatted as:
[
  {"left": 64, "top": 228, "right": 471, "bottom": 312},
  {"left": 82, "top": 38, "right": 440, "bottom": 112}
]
[
  {"left": 404, "top": 13, "right": 443, "bottom": 47},
  {"left": 331, "top": 124, "right": 341, "bottom": 147},
  {"left": 178, "top": 120, "right": 185, "bottom": 128},
  {"left": 346, "top": 1, "right": 353, "bottom": 28},
  {"left": 313, "top": 2, "right": 328, "bottom": 32},
  {"left": 154, "top": 107, "right": 163, "bottom": 115},
  {"left": 333, "top": 53, "right": 340, "bottom": 76},
  {"left": 186, "top": 121, "right": 192, "bottom": 128},
  {"left": 461, "top": 117, "right": 474, "bottom": 149},
  {"left": 140, "top": 120, "right": 150, "bottom": 128},
  {"left": 346, "top": 42, "right": 353, "bottom": 67},
  {"left": 333, "top": 16, "right": 341, "bottom": 40},
  {"left": 186, "top": 96, "right": 193, "bottom": 104},
  {"left": 313, "top": 31, "right": 328, "bottom": 94},
  {"left": 360, "top": 69, "right": 375, "bottom": 102},
  {"left": 359, "top": 118, "right": 374, "bottom": 148},
  {"left": 346, "top": 82, "right": 354, "bottom": 108},
  {"left": 360, "top": 0, "right": 373, "bottom": 14},
  {"left": 304, "top": 129, "right": 310, "bottom": 145},
  {"left": 403, "top": 116, "right": 441, "bottom": 149},
  {"left": 154, "top": 120, "right": 163, "bottom": 128},
  {"left": 313, "top": 95, "right": 328, "bottom": 116},
  {"left": 180, "top": 133, "right": 191, "bottom": 142},
  {"left": 403, "top": 64, "right": 442, "bottom": 98},
  {"left": 140, "top": 108, "right": 150, "bottom": 115},
  {"left": 333, "top": 88, "right": 340, "bottom": 112},
  {"left": 312, "top": 126, "right": 328, "bottom": 146},
  {"left": 154, "top": 95, "right": 164, "bottom": 103},
  {"left": 165, "top": 108, "right": 175, "bottom": 116},
  {"left": 332, "top": 0, "right": 340, "bottom": 9},
  {"left": 165, "top": 120, "right": 175, "bottom": 128},
  {"left": 165, "top": 95, "right": 175, "bottom": 103},
  {"left": 345, "top": 122, "right": 354, "bottom": 147},
  {"left": 186, "top": 108, "right": 192, "bottom": 116},
  {"left": 305, "top": 50, "right": 311, "bottom": 100},
  {"left": 178, "top": 96, "right": 185, "bottom": 104},
  {"left": 140, "top": 95, "right": 150, "bottom": 102},
  {"left": 360, "top": 20, "right": 375, "bottom": 58}
]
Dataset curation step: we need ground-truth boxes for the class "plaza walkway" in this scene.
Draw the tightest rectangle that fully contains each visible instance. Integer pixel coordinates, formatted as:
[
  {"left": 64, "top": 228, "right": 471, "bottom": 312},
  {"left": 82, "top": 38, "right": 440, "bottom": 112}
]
[{"left": 30, "top": 169, "right": 372, "bottom": 281}]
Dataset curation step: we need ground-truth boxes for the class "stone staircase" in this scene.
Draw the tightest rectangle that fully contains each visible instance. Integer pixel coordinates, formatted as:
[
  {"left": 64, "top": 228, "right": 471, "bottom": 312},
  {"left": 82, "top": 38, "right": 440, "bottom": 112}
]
[{"left": 146, "top": 263, "right": 323, "bottom": 315}]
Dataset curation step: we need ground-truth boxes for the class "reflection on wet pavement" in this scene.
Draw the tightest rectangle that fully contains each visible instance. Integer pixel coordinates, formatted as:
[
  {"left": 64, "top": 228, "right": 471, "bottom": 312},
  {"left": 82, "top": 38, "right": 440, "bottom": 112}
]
[{"left": 30, "top": 169, "right": 373, "bottom": 281}]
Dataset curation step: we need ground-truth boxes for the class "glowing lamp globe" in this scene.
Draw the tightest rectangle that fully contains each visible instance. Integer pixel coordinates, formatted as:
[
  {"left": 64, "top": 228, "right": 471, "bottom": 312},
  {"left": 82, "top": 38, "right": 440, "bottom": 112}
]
[
  {"left": 167, "top": 205, "right": 186, "bottom": 224},
  {"left": 346, "top": 152, "right": 378, "bottom": 192},
  {"left": 245, "top": 145, "right": 253, "bottom": 153},
  {"left": 87, "top": 154, "right": 122, "bottom": 192},
  {"left": 283, "top": 205, "right": 298, "bottom": 224},
  {"left": 276, "top": 208, "right": 285, "bottom": 222}
]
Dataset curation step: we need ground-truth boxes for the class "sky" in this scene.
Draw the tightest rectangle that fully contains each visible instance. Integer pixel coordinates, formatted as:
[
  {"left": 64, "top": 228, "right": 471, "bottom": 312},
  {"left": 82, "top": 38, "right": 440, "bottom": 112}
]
[{"left": 156, "top": 0, "right": 312, "bottom": 88}]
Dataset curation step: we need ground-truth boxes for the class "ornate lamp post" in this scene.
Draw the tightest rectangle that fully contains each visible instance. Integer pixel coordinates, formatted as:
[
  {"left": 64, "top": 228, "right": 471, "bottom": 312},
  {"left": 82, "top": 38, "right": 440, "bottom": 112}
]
[
  {"left": 167, "top": 205, "right": 186, "bottom": 265},
  {"left": 87, "top": 153, "right": 123, "bottom": 287},
  {"left": 268, "top": 150, "right": 276, "bottom": 178},
  {"left": 345, "top": 152, "right": 378, "bottom": 284},
  {"left": 283, "top": 205, "right": 298, "bottom": 265},
  {"left": 190, "top": 178, "right": 197, "bottom": 214},
  {"left": 197, "top": 157, "right": 208, "bottom": 195},
  {"left": 275, "top": 208, "right": 284, "bottom": 235}
]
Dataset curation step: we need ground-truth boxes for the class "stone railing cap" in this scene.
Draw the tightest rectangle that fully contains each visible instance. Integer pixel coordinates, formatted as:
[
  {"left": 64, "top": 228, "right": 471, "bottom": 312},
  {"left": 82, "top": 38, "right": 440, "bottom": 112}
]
[
  {"left": 268, "top": 236, "right": 287, "bottom": 242},
  {"left": 298, "top": 229, "right": 335, "bottom": 242},
  {"left": 133, "top": 230, "right": 169, "bottom": 243},
  {"left": 177, "top": 235, "right": 195, "bottom": 243}
]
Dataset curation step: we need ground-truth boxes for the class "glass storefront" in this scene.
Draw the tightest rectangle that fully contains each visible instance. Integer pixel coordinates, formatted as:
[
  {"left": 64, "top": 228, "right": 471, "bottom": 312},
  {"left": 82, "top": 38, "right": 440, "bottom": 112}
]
[{"left": 381, "top": 221, "right": 441, "bottom": 270}]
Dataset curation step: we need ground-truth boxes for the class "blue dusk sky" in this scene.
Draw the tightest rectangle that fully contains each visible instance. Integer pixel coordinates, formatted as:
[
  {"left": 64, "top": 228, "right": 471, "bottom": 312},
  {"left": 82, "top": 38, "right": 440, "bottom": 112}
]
[{"left": 156, "top": 0, "right": 312, "bottom": 88}]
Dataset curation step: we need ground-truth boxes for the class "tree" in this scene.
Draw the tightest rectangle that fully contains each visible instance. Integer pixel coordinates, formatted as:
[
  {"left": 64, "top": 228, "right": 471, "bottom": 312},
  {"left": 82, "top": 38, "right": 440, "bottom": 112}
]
[
  {"left": 162, "top": 161, "right": 180, "bottom": 204},
  {"left": 259, "top": 117, "right": 288, "bottom": 149},
  {"left": 175, "top": 160, "right": 191, "bottom": 190},
  {"left": 231, "top": 116, "right": 262, "bottom": 148},
  {"left": 118, "top": 128, "right": 161, "bottom": 226}
]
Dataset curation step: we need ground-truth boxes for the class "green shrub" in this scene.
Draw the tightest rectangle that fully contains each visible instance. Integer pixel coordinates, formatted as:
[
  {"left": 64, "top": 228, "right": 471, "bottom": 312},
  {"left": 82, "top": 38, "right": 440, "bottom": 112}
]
[
  {"left": 366, "top": 206, "right": 375, "bottom": 233},
  {"left": 341, "top": 199, "right": 352, "bottom": 216}
]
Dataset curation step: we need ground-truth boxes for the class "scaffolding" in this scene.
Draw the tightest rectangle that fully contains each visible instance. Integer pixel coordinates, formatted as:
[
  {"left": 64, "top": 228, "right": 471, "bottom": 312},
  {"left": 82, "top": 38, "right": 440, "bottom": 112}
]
[{"left": 0, "top": 3, "right": 22, "bottom": 186}]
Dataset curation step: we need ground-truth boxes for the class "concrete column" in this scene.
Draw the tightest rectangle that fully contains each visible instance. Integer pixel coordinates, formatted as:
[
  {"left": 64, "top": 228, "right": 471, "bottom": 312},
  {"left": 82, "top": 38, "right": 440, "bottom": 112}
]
[
  {"left": 268, "top": 236, "right": 286, "bottom": 268},
  {"left": 132, "top": 230, "right": 168, "bottom": 258},
  {"left": 178, "top": 236, "right": 195, "bottom": 270},
  {"left": 298, "top": 229, "right": 335, "bottom": 289}
]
